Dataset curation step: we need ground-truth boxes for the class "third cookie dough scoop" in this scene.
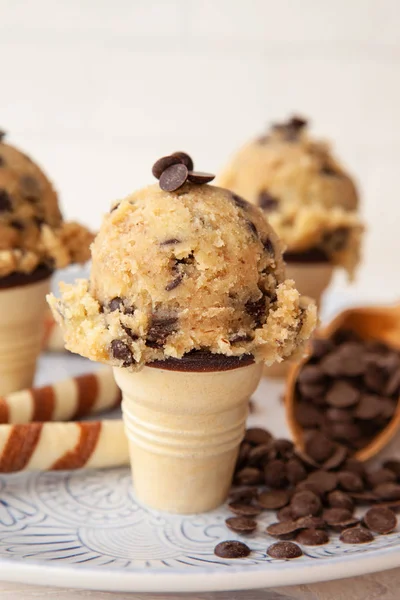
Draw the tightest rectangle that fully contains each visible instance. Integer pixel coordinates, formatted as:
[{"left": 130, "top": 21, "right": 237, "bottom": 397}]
[{"left": 48, "top": 152, "right": 316, "bottom": 514}]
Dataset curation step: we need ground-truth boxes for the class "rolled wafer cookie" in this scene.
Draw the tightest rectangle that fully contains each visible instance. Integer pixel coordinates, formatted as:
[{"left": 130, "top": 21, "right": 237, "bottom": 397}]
[
  {"left": 0, "top": 419, "right": 128, "bottom": 472},
  {"left": 0, "top": 368, "right": 121, "bottom": 424},
  {"left": 43, "top": 310, "right": 65, "bottom": 352}
]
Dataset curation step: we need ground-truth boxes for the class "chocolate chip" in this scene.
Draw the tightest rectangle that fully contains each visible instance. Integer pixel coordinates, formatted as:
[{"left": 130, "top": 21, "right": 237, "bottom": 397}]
[
  {"left": 235, "top": 467, "right": 263, "bottom": 486},
  {"left": 247, "top": 443, "right": 271, "bottom": 466},
  {"left": 187, "top": 171, "right": 215, "bottom": 184},
  {"left": 286, "top": 458, "right": 307, "bottom": 485},
  {"left": 322, "top": 445, "right": 348, "bottom": 471},
  {"left": 152, "top": 155, "right": 182, "bottom": 179},
  {"left": 366, "top": 469, "right": 396, "bottom": 488},
  {"left": 165, "top": 273, "right": 183, "bottom": 291},
  {"left": 229, "top": 486, "right": 259, "bottom": 503},
  {"left": 296, "top": 528, "right": 329, "bottom": 546},
  {"left": 363, "top": 507, "right": 397, "bottom": 534},
  {"left": 326, "top": 381, "right": 360, "bottom": 408},
  {"left": 0, "top": 190, "right": 12, "bottom": 212},
  {"left": 225, "top": 516, "right": 257, "bottom": 533},
  {"left": 383, "top": 460, "right": 400, "bottom": 479},
  {"left": 258, "top": 490, "right": 290, "bottom": 510},
  {"left": 305, "top": 432, "right": 335, "bottom": 464},
  {"left": 228, "top": 502, "right": 262, "bottom": 517},
  {"left": 10, "top": 219, "right": 24, "bottom": 231},
  {"left": 146, "top": 314, "right": 178, "bottom": 348},
  {"left": 266, "top": 521, "right": 298, "bottom": 537},
  {"left": 326, "top": 408, "right": 353, "bottom": 422},
  {"left": 109, "top": 297, "right": 123, "bottom": 312},
  {"left": 160, "top": 238, "right": 181, "bottom": 246},
  {"left": 171, "top": 151, "right": 194, "bottom": 171},
  {"left": 343, "top": 458, "right": 366, "bottom": 477},
  {"left": 322, "top": 507, "right": 354, "bottom": 527},
  {"left": 277, "top": 506, "right": 294, "bottom": 522},
  {"left": 230, "top": 333, "right": 253, "bottom": 344},
  {"left": 214, "top": 540, "right": 251, "bottom": 559},
  {"left": 328, "top": 490, "right": 354, "bottom": 512},
  {"left": 244, "top": 427, "right": 273, "bottom": 445},
  {"left": 231, "top": 193, "right": 250, "bottom": 210},
  {"left": 264, "top": 459, "right": 287, "bottom": 489},
  {"left": 339, "top": 526, "right": 374, "bottom": 544},
  {"left": 262, "top": 238, "right": 275, "bottom": 257},
  {"left": 297, "top": 365, "right": 325, "bottom": 385},
  {"left": 110, "top": 339, "right": 134, "bottom": 367},
  {"left": 338, "top": 471, "right": 364, "bottom": 493},
  {"left": 311, "top": 338, "right": 335, "bottom": 359},
  {"left": 271, "top": 439, "right": 294, "bottom": 458},
  {"left": 159, "top": 163, "right": 188, "bottom": 192},
  {"left": 306, "top": 471, "right": 338, "bottom": 494},
  {"left": 373, "top": 483, "right": 400, "bottom": 501},
  {"left": 321, "top": 164, "right": 339, "bottom": 176},
  {"left": 267, "top": 541, "right": 302, "bottom": 559},
  {"left": 295, "top": 403, "right": 323, "bottom": 428},
  {"left": 258, "top": 191, "right": 279, "bottom": 211},
  {"left": 245, "top": 296, "right": 265, "bottom": 328},
  {"left": 349, "top": 491, "right": 379, "bottom": 504},
  {"left": 246, "top": 219, "right": 258, "bottom": 237},
  {"left": 290, "top": 491, "right": 321, "bottom": 519}
]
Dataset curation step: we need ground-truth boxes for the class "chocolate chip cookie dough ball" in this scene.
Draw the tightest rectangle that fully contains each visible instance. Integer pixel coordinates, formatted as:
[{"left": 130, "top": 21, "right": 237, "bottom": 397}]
[
  {"left": 218, "top": 117, "right": 363, "bottom": 279},
  {"left": 0, "top": 131, "right": 94, "bottom": 278},
  {"left": 48, "top": 153, "right": 317, "bottom": 370}
]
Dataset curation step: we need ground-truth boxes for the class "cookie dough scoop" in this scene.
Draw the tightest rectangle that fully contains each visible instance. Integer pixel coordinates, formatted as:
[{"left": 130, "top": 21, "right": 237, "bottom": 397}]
[
  {"left": 48, "top": 152, "right": 316, "bottom": 514},
  {"left": 0, "top": 130, "right": 94, "bottom": 394}
]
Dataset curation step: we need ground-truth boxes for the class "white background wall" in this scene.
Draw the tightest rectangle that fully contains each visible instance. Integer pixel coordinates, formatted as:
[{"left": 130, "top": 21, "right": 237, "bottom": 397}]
[{"left": 1, "top": 0, "right": 399, "bottom": 306}]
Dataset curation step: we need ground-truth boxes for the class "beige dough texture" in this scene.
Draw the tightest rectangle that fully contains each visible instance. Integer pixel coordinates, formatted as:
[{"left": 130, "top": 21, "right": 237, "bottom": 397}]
[
  {"left": 217, "top": 118, "right": 364, "bottom": 277},
  {"left": 0, "top": 136, "right": 94, "bottom": 277},
  {"left": 48, "top": 182, "right": 317, "bottom": 370}
]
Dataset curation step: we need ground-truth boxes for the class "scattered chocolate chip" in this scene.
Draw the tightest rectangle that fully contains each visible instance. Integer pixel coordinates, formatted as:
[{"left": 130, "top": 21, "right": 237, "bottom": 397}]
[
  {"left": 264, "top": 460, "right": 287, "bottom": 489},
  {"left": 244, "top": 428, "right": 273, "bottom": 445},
  {"left": 258, "top": 490, "right": 290, "bottom": 510},
  {"left": 160, "top": 238, "right": 181, "bottom": 246},
  {"left": 214, "top": 540, "right": 251, "bottom": 559},
  {"left": 366, "top": 469, "right": 396, "bottom": 488},
  {"left": 373, "top": 483, "right": 400, "bottom": 501},
  {"left": 225, "top": 516, "right": 257, "bottom": 533},
  {"left": 0, "top": 190, "right": 12, "bottom": 212},
  {"left": 266, "top": 521, "right": 300, "bottom": 537},
  {"left": 306, "top": 471, "right": 338, "bottom": 494},
  {"left": 109, "top": 297, "right": 123, "bottom": 312},
  {"left": 363, "top": 507, "right": 397, "bottom": 534},
  {"left": 228, "top": 502, "right": 262, "bottom": 517},
  {"left": 323, "top": 445, "right": 348, "bottom": 470},
  {"left": 322, "top": 507, "right": 354, "bottom": 528},
  {"left": 236, "top": 467, "right": 264, "bottom": 486},
  {"left": 298, "top": 365, "right": 325, "bottom": 385},
  {"left": 187, "top": 171, "right": 215, "bottom": 184},
  {"left": 247, "top": 443, "right": 272, "bottom": 466},
  {"left": 383, "top": 460, "right": 400, "bottom": 479},
  {"left": 171, "top": 151, "right": 194, "bottom": 171},
  {"left": 267, "top": 541, "right": 303, "bottom": 559},
  {"left": 229, "top": 486, "right": 258, "bottom": 503},
  {"left": 146, "top": 314, "right": 178, "bottom": 348},
  {"left": 152, "top": 155, "right": 182, "bottom": 179},
  {"left": 290, "top": 491, "right": 321, "bottom": 519},
  {"left": 328, "top": 490, "right": 354, "bottom": 512},
  {"left": 165, "top": 273, "right": 183, "bottom": 291},
  {"left": 159, "top": 163, "right": 188, "bottom": 192},
  {"left": 277, "top": 506, "right": 294, "bottom": 522},
  {"left": 354, "top": 395, "right": 383, "bottom": 420},
  {"left": 286, "top": 458, "right": 307, "bottom": 485},
  {"left": 110, "top": 339, "right": 134, "bottom": 367},
  {"left": 296, "top": 528, "right": 329, "bottom": 546},
  {"left": 338, "top": 471, "right": 364, "bottom": 493},
  {"left": 326, "top": 381, "right": 360, "bottom": 408},
  {"left": 305, "top": 432, "right": 335, "bottom": 464},
  {"left": 340, "top": 526, "right": 374, "bottom": 544},
  {"left": 258, "top": 191, "right": 279, "bottom": 211}
]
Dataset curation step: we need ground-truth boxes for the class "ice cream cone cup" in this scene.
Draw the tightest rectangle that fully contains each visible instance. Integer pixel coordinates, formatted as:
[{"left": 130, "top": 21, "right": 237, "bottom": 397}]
[
  {"left": 0, "top": 273, "right": 51, "bottom": 395},
  {"left": 114, "top": 353, "right": 262, "bottom": 514},
  {"left": 264, "top": 262, "right": 333, "bottom": 379}
]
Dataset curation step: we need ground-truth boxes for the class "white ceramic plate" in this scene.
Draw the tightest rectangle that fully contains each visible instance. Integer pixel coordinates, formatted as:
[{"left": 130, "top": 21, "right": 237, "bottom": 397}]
[{"left": 0, "top": 350, "right": 399, "bottom": 593}]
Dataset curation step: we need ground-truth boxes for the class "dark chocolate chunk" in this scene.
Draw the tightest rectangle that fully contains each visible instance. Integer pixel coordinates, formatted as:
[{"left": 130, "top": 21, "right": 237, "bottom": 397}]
[
  {"left": 327, "top": 490, "right": 354, "bottom": 512},
  {"left": 225, "top": 516, "right": 257, "bottom": 533},
  {"left": 0, "top": 189, "right": 12, "bottom": 212},
  {"left": 339, "top": 526, "right": 374, "bottom": 544},
  {"left": 146, "top": 314, "right": 178, "bottom": 348},
  {"left": 296, "top": 528, "right": 329, "bottom": 546},
  {"left": 267, "top": 541, "right": 302, "bottom": 559},
  {"left": 109, "top": 297, "right": 123, "bottom": 312},
  {"left": 338, "top": 471, "right": 364, "bottom": 493},
  {"left": 245, "top": 296, "right": 265, "bottom": 327},
  {"left": 305, "top": 432, "right": 335, "bottom": 464},
  {"left": 214, "top": 540, "right": 251, "bottom": 559},
  {"left": 110, "top": 339, "right": 134, "bottom": 367},
  {"left": 230, "top": 333, "right": 253, "bottom": 344},
  {"left": 262, "top": 237, "right": 275, "bottom": 257},
  {"left": 258, "top": 190, "right": 279, "bottom": 211},
  {"left": 286, "top": 458, "right": 307, "bottom": 485},
  {"left": 160, "top": 238, "right": 181, "bottom": 246},
  {"left": 165, "top": 273, "right": 183, "bottom": 292},
  {"left": 171, "top": 151, "right": 194, "bottom": 171},
  {"left": 187, "top": 171, "right": 215, "bottom": 184},
  {"left": 363, "top": 506, "right": 397, "bottom": 534},
  {"left": 322, "top": 445, "right": 348, "bottom": 471},
  {"left": 306, "top": 471, "right": 338, "bottom": 494},
  {"left": 159, "top": 163, "right": 188, "bottom": 192}
]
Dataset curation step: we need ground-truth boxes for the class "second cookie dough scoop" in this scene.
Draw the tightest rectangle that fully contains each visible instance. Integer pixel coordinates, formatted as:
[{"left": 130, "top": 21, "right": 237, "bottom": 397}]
[{"left": 49, "top": 152, "right": 317, "bottom": 513}]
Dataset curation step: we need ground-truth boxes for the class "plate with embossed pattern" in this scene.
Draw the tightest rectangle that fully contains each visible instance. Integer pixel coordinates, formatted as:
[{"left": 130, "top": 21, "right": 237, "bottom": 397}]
[{"left": 0, "top": 269, "right": 399, "bottom": 593}]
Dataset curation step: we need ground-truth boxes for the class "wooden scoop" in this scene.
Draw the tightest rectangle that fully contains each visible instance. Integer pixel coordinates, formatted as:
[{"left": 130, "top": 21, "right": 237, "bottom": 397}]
[{"left": 285, "top": 303, "right": 400, "bottom": 462}]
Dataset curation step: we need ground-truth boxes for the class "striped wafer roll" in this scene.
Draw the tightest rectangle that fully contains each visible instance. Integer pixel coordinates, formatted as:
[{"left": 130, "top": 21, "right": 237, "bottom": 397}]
[
  {"left": 0, "top": 368, "right": 121, "bottom": 424},
  {"left": 0, "top": 420, "right": 128, "bottom": 472},
  {"left": 43, "top": 310, "right": 65, "bottom": 352}
]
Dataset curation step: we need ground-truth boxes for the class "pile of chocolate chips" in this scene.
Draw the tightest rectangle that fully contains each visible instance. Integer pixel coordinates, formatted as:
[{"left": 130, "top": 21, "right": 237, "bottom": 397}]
[
  {"left": 152, "top": 152, "right": 215, "bottom": 192},
  {"left": 295, "top": 330, "right": 400, "bottom": 454},
  {"left": 214, "top": 426, "right": 400, "bottom": 559}
]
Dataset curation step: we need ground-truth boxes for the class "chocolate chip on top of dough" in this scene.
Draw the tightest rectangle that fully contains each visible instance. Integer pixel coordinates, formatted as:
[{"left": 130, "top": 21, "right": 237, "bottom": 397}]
[
  {"left": 272, "top": 115, "right": 308, "bottom": 141},
  {"left": 152, "top": 152, "right": 215, "bottom": 192}
]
